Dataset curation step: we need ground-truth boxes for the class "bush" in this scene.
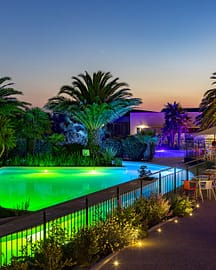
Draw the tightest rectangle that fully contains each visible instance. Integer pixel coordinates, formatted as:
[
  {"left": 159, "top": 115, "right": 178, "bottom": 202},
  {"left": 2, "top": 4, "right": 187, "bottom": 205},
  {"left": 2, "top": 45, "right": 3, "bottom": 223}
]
[
  {"left": 102, "top": 138, "right": 123, "bottom": 157},
  {"left": 113, "top": 206, "right": 148, "bottom": 239},
  {"left": 95, "top": 215, "right": 138, "bottom": 258},
  {"left": 122, "top": 136, "right": 145, "bottom": 160},
  {"left": 64, "top": 227, "right": 99, "bottom": 267},
  {"left": 170, "top": 194, "right": 193, "bottom": 217},
  {"left": 29, "top": 224, "right": 73, "bottom": 270},
  {"left": 138, "top": 165, "right": 151, "bottom": 178},
  {"left": 0, "top": 194, "right": 194, "bottom": 269},
  {"left": 101, "top": 146, "right": 117, "bottom": 166},
  {"left": 133, "top": 194, "right": 171, "bottom": 228}
]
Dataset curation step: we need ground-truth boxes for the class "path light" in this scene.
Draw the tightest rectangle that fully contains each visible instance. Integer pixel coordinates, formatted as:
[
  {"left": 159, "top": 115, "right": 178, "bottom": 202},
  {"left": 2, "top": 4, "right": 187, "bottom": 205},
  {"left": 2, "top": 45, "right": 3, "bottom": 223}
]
[
  {"left": 137, "top": 241, "right": 143, "bottom": 247},
  {"left": 174, "top": 219, "right": 178, "bottom": 224},
  {"left": 189, "top": 213, "right": 193, "bottom": 216},
  {"left": 196, "top": 203, "right": 200, "bottom": 208},
  {"left": 157, "top": 228, "right": 162, "bottom": 233},
  {"left": 44, "top": 169, "right": 48, "bottom": 173},
  {"left": 113, "top": 260, "right": 119, "bottom": 267}
]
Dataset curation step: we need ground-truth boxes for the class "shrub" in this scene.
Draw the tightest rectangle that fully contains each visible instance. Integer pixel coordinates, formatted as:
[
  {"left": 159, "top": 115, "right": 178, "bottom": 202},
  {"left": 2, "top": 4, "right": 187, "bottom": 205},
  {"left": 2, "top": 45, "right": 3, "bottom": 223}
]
[
  {"left": 138, "top": 165, "right": 151, "bottom": 178},
  {"left": 147, "top": 194, "right": 171, "bottom": 226},
  {"left": 170, "top": 194, "right": 193, "bottom": 217},
  {"left": 113, "top": 206, "right": 148, "bottom": 239},
  {"left": 101, "top": 146, "right": 117, "bottom": 166},
  {"left": 102, "top": 138, "right": 123, "bottom": 157},
  {"left": 122, "top": 136, "right": 145, "bottom": 160},
  {"left": 112, "top": 157, "right": 122, "bottom": 167},
  {"left": 95, "top": 215, "right": 138, "bottom": 258},
  {"left": 64, "top": 227, "right": 99, "bottom": 267},
  {"left": 133, "top": 194, "right": 171, "bottom": 228},
  {"left": 29, "top": 224, "right": 73, "bottom": 270}
]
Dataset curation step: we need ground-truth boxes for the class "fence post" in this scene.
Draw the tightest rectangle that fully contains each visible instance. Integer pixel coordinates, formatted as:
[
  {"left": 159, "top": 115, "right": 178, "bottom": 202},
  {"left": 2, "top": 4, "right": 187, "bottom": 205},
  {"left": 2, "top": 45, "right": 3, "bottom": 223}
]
[
  {"left": 159, "top": 172, "right": 162, "bottom": 194},
  {"left": 174, "top": 167, "right": 177, "bottom": 193},
  {"left": 43, "top": 211, "right": 46, "bottom": 242},
  {"left": 196, "top": 165, "right": 199, "bottom": 176},
  {"left": 117, "top": 186, "right": 121, "bottom": 209},
  {"left": 140, "top": 179, "right": 143, "bottom": 198},
  {"left": 0, "top": 237, "right": 2, "bottom": 267},
  {"left": 186, "top": 166, "right": 189, "bottom": 179},
  {"left": 85, "top": 196, "right": 89, "bottom": 227}
]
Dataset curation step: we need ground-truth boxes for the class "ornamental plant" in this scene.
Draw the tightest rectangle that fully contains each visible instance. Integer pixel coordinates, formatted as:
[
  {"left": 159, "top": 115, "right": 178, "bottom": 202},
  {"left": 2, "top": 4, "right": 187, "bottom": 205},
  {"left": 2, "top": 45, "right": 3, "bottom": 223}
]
[
  {"left": 169, "top": 194, "right": 193, "bottom": 217},
  {"left": 133, "top": 194, "right": 171, "bottom": 228},
  {"left": 64, "top": 227, "right": 99, "bottom": 267},
  {"left": 95, "top": 215, "right": 138, "bottom": 258}
]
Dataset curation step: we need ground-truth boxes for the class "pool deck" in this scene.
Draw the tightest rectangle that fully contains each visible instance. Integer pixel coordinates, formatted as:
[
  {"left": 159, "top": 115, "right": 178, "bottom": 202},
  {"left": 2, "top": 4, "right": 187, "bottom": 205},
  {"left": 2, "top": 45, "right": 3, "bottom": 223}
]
[{"left": 91, "top": 154, "right": 216, "bottom": 270}]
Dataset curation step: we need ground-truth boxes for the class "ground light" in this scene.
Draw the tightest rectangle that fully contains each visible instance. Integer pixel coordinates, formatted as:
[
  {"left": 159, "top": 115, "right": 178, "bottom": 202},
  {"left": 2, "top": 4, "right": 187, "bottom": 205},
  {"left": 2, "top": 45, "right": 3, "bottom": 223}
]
[
  {"left": 113, "top": 260, "right": 119, "bottom": 267},
  {"left": 157, "top": 228, "right": 162, "bottom": 233},
  {"left": 137, "top": 241, "right": 143, "bottom": 247}
]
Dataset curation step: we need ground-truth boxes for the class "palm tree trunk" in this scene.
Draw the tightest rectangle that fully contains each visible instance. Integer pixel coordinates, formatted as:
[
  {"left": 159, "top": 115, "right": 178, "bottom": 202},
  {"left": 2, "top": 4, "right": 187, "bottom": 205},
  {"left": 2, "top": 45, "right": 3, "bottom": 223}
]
[
  {"left": 177, "top": 130, "right": 181, "bottom": 149},
  {"left": 88, "top": 129, "right": 101, "bottom": 158},
  {"left": 0, "top": 144, "right": 5, "bottom": 159}
]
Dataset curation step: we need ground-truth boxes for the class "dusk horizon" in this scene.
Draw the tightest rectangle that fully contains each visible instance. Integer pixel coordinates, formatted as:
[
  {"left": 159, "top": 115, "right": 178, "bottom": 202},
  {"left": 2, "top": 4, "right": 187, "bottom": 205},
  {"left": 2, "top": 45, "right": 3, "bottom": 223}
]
[{"left": 1, "top": 0, "right": 216, "bottom": 111}]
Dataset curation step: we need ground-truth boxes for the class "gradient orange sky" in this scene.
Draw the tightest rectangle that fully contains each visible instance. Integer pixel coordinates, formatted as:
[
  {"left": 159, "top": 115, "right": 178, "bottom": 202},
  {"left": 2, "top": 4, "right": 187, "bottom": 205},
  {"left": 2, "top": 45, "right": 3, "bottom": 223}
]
[{"left": 1, "top": 0, "right": 216, "bottom": 111}]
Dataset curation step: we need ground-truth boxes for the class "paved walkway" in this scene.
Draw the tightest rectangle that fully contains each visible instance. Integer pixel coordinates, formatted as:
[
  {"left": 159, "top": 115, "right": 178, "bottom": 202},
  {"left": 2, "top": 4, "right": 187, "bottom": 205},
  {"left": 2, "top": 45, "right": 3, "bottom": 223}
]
[
  {"left": 92, "top": 200, "right": 216, "bottom": 270},
  {"left": 90, "top": 152, "right": 216, "bottom": 270}
]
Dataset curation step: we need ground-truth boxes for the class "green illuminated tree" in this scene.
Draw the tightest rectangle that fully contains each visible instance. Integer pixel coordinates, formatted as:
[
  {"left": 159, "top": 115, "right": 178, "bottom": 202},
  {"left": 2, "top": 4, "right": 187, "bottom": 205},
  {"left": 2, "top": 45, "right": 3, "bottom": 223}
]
[
  {"left": 45, "top": 71, "right": 142, "bottom": 154},
  {"left": 0, "top": 116, "right": 16, "bottom": 159},
  {"left": 72, "top": 103, "right": 127, "bottom": 156},
  {"left": 195, "top": 72, "right": 216, "bottom": 129},
  {"left": 16, "top": 107, "right": 51, "bottom": 155}
]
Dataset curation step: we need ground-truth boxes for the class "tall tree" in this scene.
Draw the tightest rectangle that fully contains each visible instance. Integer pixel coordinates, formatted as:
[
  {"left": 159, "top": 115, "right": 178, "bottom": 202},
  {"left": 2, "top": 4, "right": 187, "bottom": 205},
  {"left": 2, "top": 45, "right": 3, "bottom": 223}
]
[
  {"left": 195, "top": 72, "right": 216, "bottom": 129},
  {"left": 16, "top": 107, "right": 52, "bottom": 155},
  {"left": 72, "top": 102, "right": 129, "bottom": 156},
  {"left": 162, "top": 102, "right": 190, "bottom": 148},
  {"left": 0, "top": 116, "right": 16, "bottom": 159},
  {"left": 45, "top": 71, "right": 142, "bottom": 152},
  {"left": 0, "top": 76, "right": 29, "bottom": 116},
  {"left": 45, "top": 71, "right": 142, "bottom": 112}
]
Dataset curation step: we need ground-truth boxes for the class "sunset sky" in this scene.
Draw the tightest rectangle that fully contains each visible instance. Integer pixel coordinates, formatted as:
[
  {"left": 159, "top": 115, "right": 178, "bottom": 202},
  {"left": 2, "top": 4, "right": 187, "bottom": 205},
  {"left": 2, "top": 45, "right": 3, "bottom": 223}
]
[{"left": 1, "top": 0, "right": 216, "bottom": 111}]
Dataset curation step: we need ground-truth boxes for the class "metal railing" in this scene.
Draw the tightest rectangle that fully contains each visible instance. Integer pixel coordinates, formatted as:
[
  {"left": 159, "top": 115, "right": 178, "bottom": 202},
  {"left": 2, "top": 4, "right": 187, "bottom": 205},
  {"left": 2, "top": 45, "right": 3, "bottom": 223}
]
[{"left": 0, "top": 160, "right": 207, "bottom": 266}]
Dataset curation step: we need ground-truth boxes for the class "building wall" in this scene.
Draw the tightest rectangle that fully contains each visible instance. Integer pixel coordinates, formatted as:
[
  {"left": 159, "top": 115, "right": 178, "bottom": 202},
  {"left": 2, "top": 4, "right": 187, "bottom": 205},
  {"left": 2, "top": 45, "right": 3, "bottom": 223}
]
[
  {"left": 129, "top": 111, "right": 200, "bottom": 135},
  {"left": 130, "top": 112, "right": 164, "bottom": 135}
]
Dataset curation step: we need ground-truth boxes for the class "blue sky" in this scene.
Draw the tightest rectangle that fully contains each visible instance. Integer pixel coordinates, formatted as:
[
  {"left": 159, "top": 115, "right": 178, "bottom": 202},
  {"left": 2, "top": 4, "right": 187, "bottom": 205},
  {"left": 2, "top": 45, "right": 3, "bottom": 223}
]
[{"left": 1, "top": 0, "right": 216, "bottom": 111}]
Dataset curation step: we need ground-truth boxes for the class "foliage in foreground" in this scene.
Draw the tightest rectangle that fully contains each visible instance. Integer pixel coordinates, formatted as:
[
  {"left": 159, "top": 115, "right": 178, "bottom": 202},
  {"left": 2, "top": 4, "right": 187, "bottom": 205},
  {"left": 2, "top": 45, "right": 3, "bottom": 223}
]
[
  {"left": 4, "top": 152, "right": 112, "bottom": 167},
  {"left": 0, "top": 194, "right": 194, "bottom": 269}
]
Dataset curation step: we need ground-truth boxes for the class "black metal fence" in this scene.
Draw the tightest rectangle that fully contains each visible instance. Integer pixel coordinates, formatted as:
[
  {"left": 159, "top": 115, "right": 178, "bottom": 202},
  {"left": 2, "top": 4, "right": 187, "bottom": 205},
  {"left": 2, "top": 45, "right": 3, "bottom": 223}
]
[{"left": 0, "top": 161, "right": 207, "bottom": 266}]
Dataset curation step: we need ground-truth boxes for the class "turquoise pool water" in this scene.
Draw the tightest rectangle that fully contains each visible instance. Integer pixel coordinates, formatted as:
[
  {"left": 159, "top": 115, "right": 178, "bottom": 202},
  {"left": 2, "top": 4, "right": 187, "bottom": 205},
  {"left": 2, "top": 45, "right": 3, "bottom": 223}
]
[{"left": 0, "top": 162, "right": 170, "bottom": 211}]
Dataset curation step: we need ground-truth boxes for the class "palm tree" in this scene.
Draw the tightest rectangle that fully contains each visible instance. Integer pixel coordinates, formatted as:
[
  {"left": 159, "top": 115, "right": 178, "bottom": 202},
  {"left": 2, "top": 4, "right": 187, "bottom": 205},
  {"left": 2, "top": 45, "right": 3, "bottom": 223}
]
[
  {"left": 162, "top": 102, "right": 190, "bottom": 148},
  {"left": 45, "top": 71, "right": 142, "bottom": 112},
  {"left": 195, "top": 72, "right": 216, "bottom": 129},
  {"left": 0, "top": 76, "right": 29, "bottom": 116},
  {"left": 72, "top": 103, "right": 126, "bottom": 155},
  {"left": 0, "top": 116, "right": 16, "bottom": 159},
  {"left": 45, "top": 71, "right": 142, "bottom": 153}
]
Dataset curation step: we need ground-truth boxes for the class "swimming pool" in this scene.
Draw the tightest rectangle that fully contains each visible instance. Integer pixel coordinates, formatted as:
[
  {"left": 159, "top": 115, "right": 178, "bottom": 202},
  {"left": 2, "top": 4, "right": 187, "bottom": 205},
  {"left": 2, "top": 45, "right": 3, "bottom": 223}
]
[{"left": 0, "top": 162, "right": 170, "bottom": 211}]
